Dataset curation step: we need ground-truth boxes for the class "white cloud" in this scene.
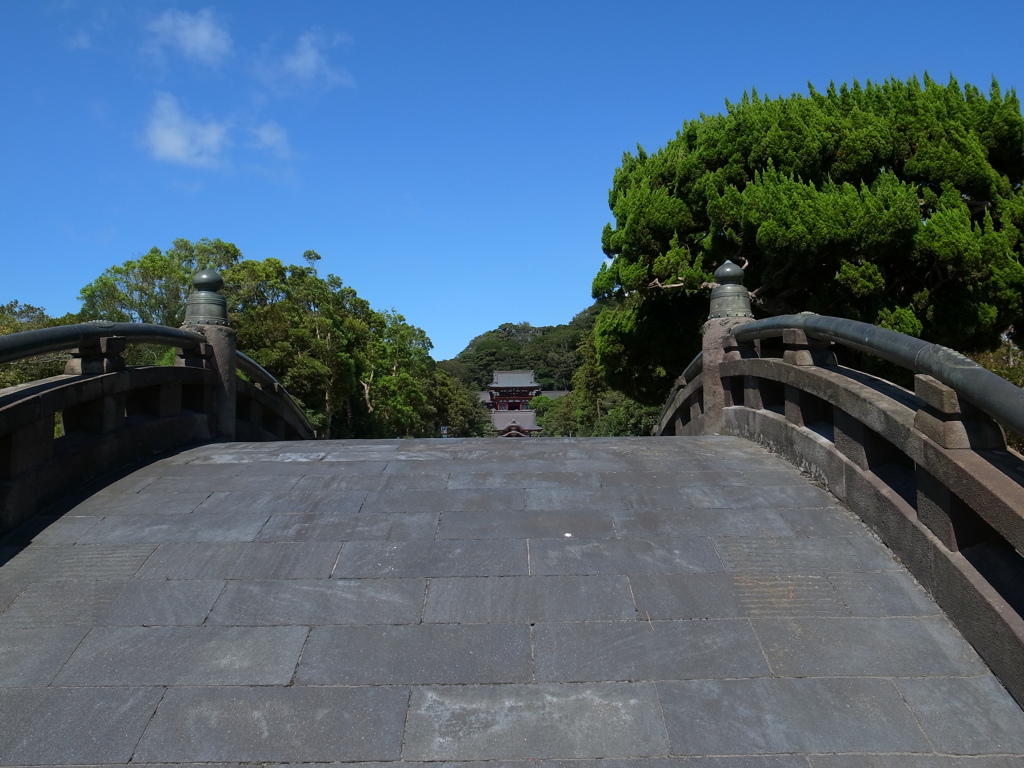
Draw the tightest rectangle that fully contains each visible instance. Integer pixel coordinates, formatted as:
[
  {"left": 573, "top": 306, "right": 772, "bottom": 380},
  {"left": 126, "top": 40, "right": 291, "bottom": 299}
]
[
  {"left": 147, "top": 7, "right": 232, "bottom": 65},
  {"left": 262, "top": 30, "right": 354, "bottom": 93},
  {"left": 251, "top": 121, "right": 292, "bottom": 158},
  {"left": 144, "top": 92, "right": 228, "bottom": 168}
]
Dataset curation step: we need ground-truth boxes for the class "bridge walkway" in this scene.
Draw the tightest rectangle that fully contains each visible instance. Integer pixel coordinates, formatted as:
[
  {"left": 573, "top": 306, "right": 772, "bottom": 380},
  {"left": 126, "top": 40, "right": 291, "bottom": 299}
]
[{"left": 1, "top": 436, "right": 1023, "bottom": 765}]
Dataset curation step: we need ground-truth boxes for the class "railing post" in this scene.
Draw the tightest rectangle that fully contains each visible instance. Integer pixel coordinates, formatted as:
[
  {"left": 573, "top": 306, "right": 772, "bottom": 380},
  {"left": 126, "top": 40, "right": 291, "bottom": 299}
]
[
  {"left": 64, "top": 335, "right": 127, "bottom": 375},
  {"left": 701, "top": 261, "right": 754, "bottom": 434},
  {"left": 181, "top": 270, "right": 236, "bottom": 440}
]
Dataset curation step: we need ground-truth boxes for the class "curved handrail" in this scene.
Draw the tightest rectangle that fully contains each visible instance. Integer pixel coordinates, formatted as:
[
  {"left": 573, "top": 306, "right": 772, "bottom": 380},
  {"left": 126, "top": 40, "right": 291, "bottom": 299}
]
[
  {"left": 682, "top": 351, "right": 704, "bottom": 383},
  {"left": 730, "top": 314, "right": 1024, "bottom": 438},
  {"left": 1, "top": 320, "right": 315, "bottom": 437},
  {"left": 0, "top": 321, "right": 206, "bottom": 365},
  {"left": 236, "top": 351, "right": 316, "bottom": 435}
]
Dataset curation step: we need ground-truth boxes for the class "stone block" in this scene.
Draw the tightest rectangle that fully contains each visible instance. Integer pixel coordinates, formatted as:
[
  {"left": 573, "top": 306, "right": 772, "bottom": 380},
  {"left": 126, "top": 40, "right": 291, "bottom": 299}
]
[
  {"left": 206, "top": 578, "right": 425, "bottom": 625},
  {"left": 297, "top": 623, "right": 532, "bottom": 684},
  {"left": 135, "top": 686, "right": 409, "bottom": 763},
  {"left": 0, "top": 687, "right": 164, "bottom": 764},
  {"left": 423, "top": 575, "right": 636, "bottom": 622},
  {"left": 658, "top": 678, "right": 931, "bottom": 754},
  {"left": 53, "top": 625, "right": 308, "bottom": 685},
  {"left": 752, "top": 615, "right": 986, "bottom": 677},
  {"left": 333, "top": 539, "right": 528, "bottom": 577},
  {"left": 403, "top": 682, "right": 669, "bottom": 760},
  {"left": 895, "top": 676, "right": 1024, "bottom": 753},
  {"left": 534, "top": 618, "right": 768, "bottom": 681}
]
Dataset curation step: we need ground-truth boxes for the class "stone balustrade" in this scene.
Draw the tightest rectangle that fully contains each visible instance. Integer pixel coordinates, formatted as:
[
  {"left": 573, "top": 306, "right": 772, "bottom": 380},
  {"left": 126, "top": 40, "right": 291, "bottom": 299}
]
[
  {"left": 0, "top": 271, "right": 314, "bottom": 534},
  {"left": 656, "top": 261, "right": 1024, "bottom": 706}
]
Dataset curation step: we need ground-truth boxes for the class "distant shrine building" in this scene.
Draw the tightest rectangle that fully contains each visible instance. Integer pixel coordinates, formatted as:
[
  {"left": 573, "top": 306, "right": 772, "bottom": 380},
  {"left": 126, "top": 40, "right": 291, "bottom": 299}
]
[{"left": 481, "top": 370, "right": 566, "bottom": 437}]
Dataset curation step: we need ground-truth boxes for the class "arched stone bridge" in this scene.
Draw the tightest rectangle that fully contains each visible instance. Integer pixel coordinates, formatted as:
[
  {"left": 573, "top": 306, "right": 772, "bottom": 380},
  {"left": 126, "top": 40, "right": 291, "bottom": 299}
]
[{"left": 1, "top": 267, "right": 1023, "bottom": 764}]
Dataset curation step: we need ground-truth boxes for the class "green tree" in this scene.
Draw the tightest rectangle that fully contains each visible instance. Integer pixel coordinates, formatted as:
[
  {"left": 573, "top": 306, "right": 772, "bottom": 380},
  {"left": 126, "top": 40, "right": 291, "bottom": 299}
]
[
  {"left": 0, "top": 301, "right": 76, "bottom": 388},
  {"left": 359, "top": 309, "right": 436, "bottom": 437},
  {"left": 425, "top": 369, "right": 490, "bottom": 437},
  {"left": 79, "top": 238, "right": 242, "bottom": 327},
  {"left": 225, "top": 252, "right": 369, "bottom": 438},
  {"left": 595, "top": 74, "right": 1024, "bottom": 402}
]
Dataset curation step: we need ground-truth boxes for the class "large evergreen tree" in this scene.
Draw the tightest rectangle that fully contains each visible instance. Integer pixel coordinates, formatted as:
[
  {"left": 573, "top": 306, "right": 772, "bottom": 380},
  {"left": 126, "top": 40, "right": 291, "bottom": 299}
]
[{"left": 594, "top": 74, "right": 1024, "bottom": 403}]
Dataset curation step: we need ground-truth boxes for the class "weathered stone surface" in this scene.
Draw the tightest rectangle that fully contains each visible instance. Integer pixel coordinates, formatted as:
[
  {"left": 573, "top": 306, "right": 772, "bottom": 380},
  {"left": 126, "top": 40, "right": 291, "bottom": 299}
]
[
  {"left": 440, "top": 509, "right": 616, "bottom": 539},
  {"left": 77, "top": 510, "right": 270, "bottom": 543},
  {"left": 136, "top": 541, "right": 341, "bottom": 579},
  {"left": 895, "top": 676, "right": 1024, "bottom": 754},
  {"left": 403, "top": 683, "right": 669, "bottom": 760},
  {"left": 1, "top": 435, "right": 1020, "bottom": 766},
  {"left": 0, "top": 627, "right": 88, "bottom": 684},
  {"left": 207, "top": 578, "right": 425, "bottom": 625},
  {"left": 528, "top": 538, "right": 722, "bottom": 575},
  {"left": 0, "top": 687, "right": 164, "bottom": 764},
  {"left": 256, "top": 511, "right": 437, "bottom": 541},
  {"left": 612, "top": 508, "right": 793, "bottom": 538},
  {"left": 534, "top": 619, "right": 768, "bottom": 681},
  {"left": 53, "top": 625, "right": 307, "bottom": 685},
  {"left": 135, "top": 686, "right": 409, "bottom": 762},
  {"left": 424, "top": 575, "right": 636, "bottom": 622},
  {"left": 752, "top": 616, "right": 987, "bottom": 676},
  {"left": 333, "top": 539, "right": 527, "bottom": 577},
  {"left": 0, "top": 543, "right": 157, "bottom": 581},
  {"left": 297, "top": 623, "right": 532, "bottom": 684},
  {"left": 714, "top": 535, "right": 900, "bottom": 573},
  {"left": 658, "top": 678, "right": 931, "bottom": 754}
]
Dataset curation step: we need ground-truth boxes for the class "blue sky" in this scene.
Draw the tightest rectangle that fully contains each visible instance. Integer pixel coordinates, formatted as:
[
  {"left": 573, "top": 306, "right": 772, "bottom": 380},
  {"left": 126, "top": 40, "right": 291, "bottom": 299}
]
[{"left": 3, "top": 1, "right": 1023, "bottom": 360}]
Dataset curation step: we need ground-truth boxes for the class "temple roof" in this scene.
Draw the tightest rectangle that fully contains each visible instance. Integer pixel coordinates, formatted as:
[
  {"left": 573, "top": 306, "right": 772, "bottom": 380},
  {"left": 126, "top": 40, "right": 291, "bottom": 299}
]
[
  {"left": 489, "top": 370, "right": 540, "bottom": 388},
  {"left": 491, "top": 410, "right": 542, "bottom": 433}
]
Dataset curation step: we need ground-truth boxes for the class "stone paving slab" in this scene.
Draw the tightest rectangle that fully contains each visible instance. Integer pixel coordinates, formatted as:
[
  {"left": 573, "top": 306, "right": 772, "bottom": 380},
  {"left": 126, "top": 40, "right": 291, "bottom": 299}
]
[
  {"left": 206, "top": 578, "right": 425, "bottom": 625},
  {"left": 0, "top": 687, "right": 164, "bottom": 764},
  {"left": 53, "top": 625, "right": 308, "bottom": 685},
  {"left": 135, "top": 541, "right": 341, "bottom": 579},
  {"left": 296, "top": 623, "right": 533, "bottom": 684},
  {"left": 528, "top": 537, "right": 722, "bottom": 574},
  {"left": 403, "top": 683, "right": 670, "bottom": 759},
  {"left": 333, "top": 539, "right": 528, "bottom": 577},
  {"left": 657, "top": 678, "right": 933, "bottom": 754},
  {"left": 752, "top": 616, "right": 988, "bottom": 677},
  {"left": 533, "top": 619, "right": 768, "bottom": 681},
  {"left": 1, "top": 436, "right": 1023, "bottom": 766},
  {"left": 423, "top": 575, "right": 637, "bottom": 622},
  {"left": 440, "top": 508, "right": 617, "bottom": 539},
  {"left": 133, "top": 686, "right": 410, "bottom": 762},
  {"left": 256, "top": 511, "right": 438, "bottom": 541}
]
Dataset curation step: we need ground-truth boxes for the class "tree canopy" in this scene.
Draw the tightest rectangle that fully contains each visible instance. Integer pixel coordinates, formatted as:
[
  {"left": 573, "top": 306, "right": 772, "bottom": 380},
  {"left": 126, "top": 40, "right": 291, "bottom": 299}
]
[
  {"left": 39, "top": 239, "right": 488, "bottom": 439},
  {"left": 593, "top": 74, "right": 1024, "bottom": 403},
  {"left": 79, "top": 238, "right": 242, "bottom": 327}
]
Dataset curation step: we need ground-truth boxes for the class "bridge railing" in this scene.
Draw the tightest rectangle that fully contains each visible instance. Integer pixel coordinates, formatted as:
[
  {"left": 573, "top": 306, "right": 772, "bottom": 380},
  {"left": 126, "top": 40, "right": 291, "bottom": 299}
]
[
  {"left": 655, "top": 260, "right": 1024, "bottom": 707},
  {"left": 0, "top": 271, "right": 314, "bottom": 534}
]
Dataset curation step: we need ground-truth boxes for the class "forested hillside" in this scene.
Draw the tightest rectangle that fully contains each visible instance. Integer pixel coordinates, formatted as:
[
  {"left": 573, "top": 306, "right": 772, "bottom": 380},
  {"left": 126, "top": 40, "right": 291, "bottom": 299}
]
[
  {"left": 438, "top": 308, "right": 598, "bottom": 391},
  {"left": 439, "top": 307, "right": 661, "bottom": 437}
]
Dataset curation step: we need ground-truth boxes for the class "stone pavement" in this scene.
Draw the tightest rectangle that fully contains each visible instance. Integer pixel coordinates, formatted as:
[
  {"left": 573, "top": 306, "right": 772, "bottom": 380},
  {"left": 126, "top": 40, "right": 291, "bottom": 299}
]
[{"left": 1, "top": 436, "right": 1023, "bottom": 766}]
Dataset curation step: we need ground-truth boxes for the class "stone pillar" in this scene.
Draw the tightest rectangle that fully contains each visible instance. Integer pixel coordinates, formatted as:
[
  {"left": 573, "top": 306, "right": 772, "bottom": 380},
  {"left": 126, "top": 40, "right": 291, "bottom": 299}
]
[
  {"left": 701, "top": 261, "right": 755, "bottom": 434},
  {"left": 181, "top": 270, "right": 236, "bottom": 440}
]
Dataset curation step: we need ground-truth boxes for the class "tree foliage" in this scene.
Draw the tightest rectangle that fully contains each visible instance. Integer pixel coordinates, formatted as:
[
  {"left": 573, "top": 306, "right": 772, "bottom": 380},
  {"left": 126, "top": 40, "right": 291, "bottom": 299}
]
[
  {"left": 0, "top": 239, "right": 485, "bottom": 439},
  {"left": 79, "top": 238, "right": 242, "bottom": 327},
  {"left": 530, "top": 328, "right": 661, "bottom": 437},
  {"left": 0, "top": 302, "right": 76, "bottom": 388},
  {"left": 220, "top": 249, "right": 486, "bottom": 439},
  {"left": 595, "top": 74, "right": 1024, "bottom": 402}
]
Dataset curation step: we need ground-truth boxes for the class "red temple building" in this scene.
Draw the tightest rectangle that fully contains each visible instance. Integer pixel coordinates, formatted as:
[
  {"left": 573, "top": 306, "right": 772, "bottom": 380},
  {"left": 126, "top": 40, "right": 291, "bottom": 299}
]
[{"left": 485, "top": 370, "right": 543, "bottom": 436}]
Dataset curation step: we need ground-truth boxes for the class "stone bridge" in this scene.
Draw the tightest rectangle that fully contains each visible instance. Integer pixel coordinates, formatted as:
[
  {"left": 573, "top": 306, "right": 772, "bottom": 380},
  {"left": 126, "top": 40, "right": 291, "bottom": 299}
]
[{"left": 1, "top": 267, "right": 1024, "bottom": 765}]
